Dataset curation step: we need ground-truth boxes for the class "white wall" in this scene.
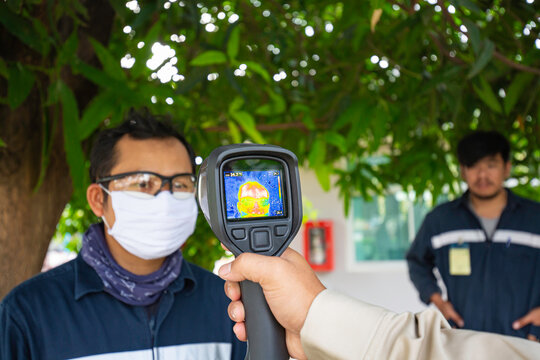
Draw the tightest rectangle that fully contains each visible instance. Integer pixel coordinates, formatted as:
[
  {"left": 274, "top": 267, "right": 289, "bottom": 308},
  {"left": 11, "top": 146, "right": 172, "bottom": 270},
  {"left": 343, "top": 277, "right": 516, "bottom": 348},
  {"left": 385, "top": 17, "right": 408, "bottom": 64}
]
[{"left": 289, "top": 168, "right": 427, "bottom": 314}]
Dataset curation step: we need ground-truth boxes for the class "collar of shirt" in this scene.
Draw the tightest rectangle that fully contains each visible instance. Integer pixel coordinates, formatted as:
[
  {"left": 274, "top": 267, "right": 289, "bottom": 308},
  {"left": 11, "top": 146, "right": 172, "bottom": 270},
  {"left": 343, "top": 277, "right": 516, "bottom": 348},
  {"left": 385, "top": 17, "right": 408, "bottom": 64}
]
[{"left": 453, "top": 188, "right": 522, "bottom": 212}]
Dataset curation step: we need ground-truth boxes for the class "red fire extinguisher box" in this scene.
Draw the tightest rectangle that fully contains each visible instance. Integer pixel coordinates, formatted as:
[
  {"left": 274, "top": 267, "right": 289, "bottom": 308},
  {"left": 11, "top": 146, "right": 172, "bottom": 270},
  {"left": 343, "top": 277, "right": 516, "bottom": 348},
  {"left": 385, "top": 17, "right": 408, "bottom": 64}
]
[{"left": 303, "top": 220, "right": 334, "bottom": 271}]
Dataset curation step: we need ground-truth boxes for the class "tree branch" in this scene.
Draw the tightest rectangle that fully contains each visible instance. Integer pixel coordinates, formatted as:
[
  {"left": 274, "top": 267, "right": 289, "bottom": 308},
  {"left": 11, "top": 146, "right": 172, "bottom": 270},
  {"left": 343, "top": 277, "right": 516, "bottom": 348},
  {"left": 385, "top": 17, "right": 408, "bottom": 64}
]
[
  {"left": 427, "top": 32, "right": 466, "bottom": 65},
  {"left": 438, "top": 0, "right": 460, "bottom": 33},
  {"left": 492, "top": 51, "right": 540, "bottom": 75},
  {"left": 436, "top": 1, "right": 540, "bottom": 75},
  {"left": 367, "top": 40, "right": 423, "bottom": 79},
  {"left": 204, "top": 121, "right": 309, "bottom": 132}
]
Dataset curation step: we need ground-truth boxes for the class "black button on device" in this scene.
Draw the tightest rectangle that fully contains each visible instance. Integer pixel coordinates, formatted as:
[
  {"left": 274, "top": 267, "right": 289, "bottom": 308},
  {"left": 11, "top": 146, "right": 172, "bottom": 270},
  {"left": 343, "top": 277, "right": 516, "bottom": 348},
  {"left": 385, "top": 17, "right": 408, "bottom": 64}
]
[
  {"left": 250, "top": 228, "right": 272, "bottom": 252},
  {"left": 274, "top": 225, "right": 288, "bottom": 237},
  {"left": 232, "top": 228, "right": 246, "bottom": 240}
]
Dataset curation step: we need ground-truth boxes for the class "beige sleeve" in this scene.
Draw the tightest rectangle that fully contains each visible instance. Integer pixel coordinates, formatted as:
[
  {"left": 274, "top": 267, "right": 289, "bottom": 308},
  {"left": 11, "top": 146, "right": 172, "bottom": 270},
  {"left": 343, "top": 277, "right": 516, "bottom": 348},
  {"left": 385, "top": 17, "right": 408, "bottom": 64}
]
[{"left": 300, "top": 290, "right": 540, "bottom": 360}]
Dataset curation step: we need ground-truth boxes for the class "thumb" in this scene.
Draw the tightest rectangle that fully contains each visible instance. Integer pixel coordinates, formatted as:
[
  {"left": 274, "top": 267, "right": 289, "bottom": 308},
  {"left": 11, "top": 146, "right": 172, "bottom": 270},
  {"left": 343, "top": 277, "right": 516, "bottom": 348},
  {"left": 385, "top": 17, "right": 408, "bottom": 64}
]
[
  {"left": 218, "top": 252, "right": 278, "bottom": 285},
  {"left": 513, "top": 313, "right": 532, "bottom": 330}
]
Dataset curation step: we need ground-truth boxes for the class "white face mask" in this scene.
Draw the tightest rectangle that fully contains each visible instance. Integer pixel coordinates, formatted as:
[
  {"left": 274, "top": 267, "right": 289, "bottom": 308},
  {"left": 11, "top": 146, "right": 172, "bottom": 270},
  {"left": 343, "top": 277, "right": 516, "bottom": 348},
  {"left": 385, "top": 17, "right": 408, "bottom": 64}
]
[{"left": 101, "top": 189, "right": 198, "bottom": 260}]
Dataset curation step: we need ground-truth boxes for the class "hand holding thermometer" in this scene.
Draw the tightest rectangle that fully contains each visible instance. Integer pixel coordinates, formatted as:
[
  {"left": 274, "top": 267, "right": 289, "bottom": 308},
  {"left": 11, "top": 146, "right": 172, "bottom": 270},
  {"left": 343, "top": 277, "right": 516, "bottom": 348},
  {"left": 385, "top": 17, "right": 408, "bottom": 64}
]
[{"left": 197, "top": 144, "right": 302, "bottom": 360}]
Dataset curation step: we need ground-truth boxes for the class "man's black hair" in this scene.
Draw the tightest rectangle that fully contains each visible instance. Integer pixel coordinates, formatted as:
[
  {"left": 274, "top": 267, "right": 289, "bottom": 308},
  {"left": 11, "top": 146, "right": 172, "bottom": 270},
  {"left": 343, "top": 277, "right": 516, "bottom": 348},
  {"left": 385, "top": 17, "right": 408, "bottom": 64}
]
[
  {"left": 456, "top": 130, "right": 510, "bottom": 167},
  {"left": 89, "top": 108, "right": 196, "bottom": 183}
]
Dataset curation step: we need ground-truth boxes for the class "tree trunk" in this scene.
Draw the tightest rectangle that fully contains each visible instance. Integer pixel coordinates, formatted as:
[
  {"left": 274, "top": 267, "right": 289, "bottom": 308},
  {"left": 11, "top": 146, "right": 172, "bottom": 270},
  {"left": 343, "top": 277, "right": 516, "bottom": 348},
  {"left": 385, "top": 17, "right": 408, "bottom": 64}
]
[
  {"left": 0, "top": 103, "right": 73, "bottom": 299},
  {"left": 0, "top": 0, "right": 115, "bottom": 299}
]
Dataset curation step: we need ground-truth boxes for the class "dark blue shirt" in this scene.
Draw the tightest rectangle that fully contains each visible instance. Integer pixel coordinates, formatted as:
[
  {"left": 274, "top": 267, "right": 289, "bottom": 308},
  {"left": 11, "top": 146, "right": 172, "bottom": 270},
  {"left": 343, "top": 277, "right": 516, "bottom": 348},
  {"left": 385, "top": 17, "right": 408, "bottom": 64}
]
[
  {"left": 406, "top": 189, "right": 540, "bottom": 339},
  {"left": 0, "top": 254, "right": 246, "bottom": 359}
]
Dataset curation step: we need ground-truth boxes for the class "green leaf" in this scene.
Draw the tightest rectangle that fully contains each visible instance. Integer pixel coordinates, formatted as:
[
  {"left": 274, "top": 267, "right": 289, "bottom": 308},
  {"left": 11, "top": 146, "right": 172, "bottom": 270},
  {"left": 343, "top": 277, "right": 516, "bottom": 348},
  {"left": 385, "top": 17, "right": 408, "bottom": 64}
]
[
  {"left": 333, "top": 101, "right": 368, "bottom": 131},
  {"left": 7, "top": 63, "right": 35, "bottom": 109},
  {"left": 72, "top": 60, "right": 144, "bottom": 104},
  {"left": 108, "top": 106, "right": 126, "bottom": 128},
  {"left": 5, "top": 0, "right": 22, "bottom": 13},
  {"left": 0, "top": 5, "right": 47, "bottom": 54},
  {"left": 72, "top": 0, "right": 89, "bottom": 19},
  {"left": 30, "top": 17, "right": 51, "bottom": 55},
  {"left": 504, "top": 73, "right": 534, "bottom": 115},
  {"left": 230, "top": 111, "right": 265, "bottom": 143},
  {"left": 243, "top": 61, "right": 271, "bottom": 83},
  {"left": 174, "top": 67, "right": 207, "bottom": 95},
  {"left": 452, "top": 0, "right": 482, "bottom": 14},
  {"left": 33, "top": 110, "right": 56, "bottom": 193},
  {"left": 308, "top": 137, "right": 326, "bottom": 166},
  {"left": 370, "top": 106, "right": 388, "bottom": 150},
  {"left": 227, "top": 26, "right": 241, "bottom": 60},
  {"left": 291, "top": 103, "right": 316, "bottom": 130},
  {"left": 473, "top": 77, "right": 502, "bottom": 114},
  {"left": 229, "top": 96, "right": 244, "bottom": 113},
  {"left": 537, "top": 97, "right": 540, "bottom": 123},
  {"left": 369, "top": 0, "right": 384, "bottom": 9},
  {"left": 79, "top": 91, "right": 118, "bottom": 140},
  {"left": 314, "top": 164, "right": 331, "bottom": 192},
  {"left": 467, "top": 39, "right": 494, "bottom": 79},
  {"left": 138, "top": 83, "right": 176, "bottom": 103},
  {"left": 342, "top": 191, "right": 351, "bottom": 217},
  {"left": 254, "top": 103, "right": 274, "bottom": 117},
  {"left": 190, "top": 50, "right": 228, "bottom": 66},
  {"left": 57, "top": 31, "right": 79, "bottom": 66},
  {"left": 255, "top": 89, "right": 286, "bottom": 116},
  {"left": 227, "top": 120, "right": 242, "bottom": 143},
  {"left": 143, "top": 19, "right": 163, "bottom": 44},
  {"left": 462, "top": 19, "right": 481, "bottom": 55},
  {"left": 108, "top": 1, "right": 133, "bottom": 22},
  {"left": 72, "top": 61, "right": 115, "bottom": 88},
  {"left": 44, "top": 80, "right": 61, "bottom": 106},
  {"left": 89, "top": 37, "right": 126, "bottom": 81},
  {"left": 0, "top": 138, "right": 6, "bottom": 147},
  {"left": 58, "top": 81, "right": 86, "bottom": 195},
  {"left": 325, "top": 132, "right": 347, "bottom": 153},
  {"left": 130, "top": 20, "right": 163, "bottom": 78},
  {"left": 0, "top": 58, "right": 7, "bottom": 78}
]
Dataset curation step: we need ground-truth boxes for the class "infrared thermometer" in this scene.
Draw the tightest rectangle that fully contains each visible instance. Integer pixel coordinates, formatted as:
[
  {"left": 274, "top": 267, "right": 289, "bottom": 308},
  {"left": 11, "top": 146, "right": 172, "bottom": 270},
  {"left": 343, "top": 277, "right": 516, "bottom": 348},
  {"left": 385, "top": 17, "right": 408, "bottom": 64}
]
[{"left": 197, "top": 144, "right": 302, "bottom": 360}]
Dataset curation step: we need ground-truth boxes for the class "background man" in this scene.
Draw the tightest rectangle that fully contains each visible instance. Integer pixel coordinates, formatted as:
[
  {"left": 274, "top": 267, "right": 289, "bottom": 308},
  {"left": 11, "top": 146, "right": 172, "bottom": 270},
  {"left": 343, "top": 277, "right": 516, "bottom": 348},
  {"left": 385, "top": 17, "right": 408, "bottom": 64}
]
[
  {"left": 406, "top": 130, "right": 540, "bottom": 340},
  {"left": 0, "top": 110, "right": 246, "bottom": 359}
]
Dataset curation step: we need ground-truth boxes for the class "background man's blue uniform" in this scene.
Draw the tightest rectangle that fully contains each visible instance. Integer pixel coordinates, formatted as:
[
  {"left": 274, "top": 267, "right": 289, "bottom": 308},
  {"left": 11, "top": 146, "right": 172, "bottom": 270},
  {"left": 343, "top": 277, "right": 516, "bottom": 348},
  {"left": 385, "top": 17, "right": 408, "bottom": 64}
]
[{"left": 407, "top": 189, "right": 540, "bottom": 339}]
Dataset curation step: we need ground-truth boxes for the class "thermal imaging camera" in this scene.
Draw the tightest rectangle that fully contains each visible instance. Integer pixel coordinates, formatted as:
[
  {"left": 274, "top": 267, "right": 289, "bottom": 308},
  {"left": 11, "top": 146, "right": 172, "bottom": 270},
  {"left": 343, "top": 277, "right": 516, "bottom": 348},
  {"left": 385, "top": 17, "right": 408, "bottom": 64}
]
[
  {"left": 197, "top": 144, "right": 302, "bottom": 360},
  {"left": 198, "top": 144, "right": 302, "bottom": 257}
]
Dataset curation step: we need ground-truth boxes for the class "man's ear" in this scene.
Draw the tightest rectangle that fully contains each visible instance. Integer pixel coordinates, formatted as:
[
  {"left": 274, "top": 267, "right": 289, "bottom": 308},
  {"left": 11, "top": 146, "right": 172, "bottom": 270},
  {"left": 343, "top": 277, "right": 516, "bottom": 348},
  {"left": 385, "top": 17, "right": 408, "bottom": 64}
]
[
  {"left": 459, "top": 165, "right": 466, "bottom": 181},
  {"left": 87, "top": 184, "right": 106, "bottom": 217},
  {"left": 504, "top": 161, "right": 512, "bottom": 179}
]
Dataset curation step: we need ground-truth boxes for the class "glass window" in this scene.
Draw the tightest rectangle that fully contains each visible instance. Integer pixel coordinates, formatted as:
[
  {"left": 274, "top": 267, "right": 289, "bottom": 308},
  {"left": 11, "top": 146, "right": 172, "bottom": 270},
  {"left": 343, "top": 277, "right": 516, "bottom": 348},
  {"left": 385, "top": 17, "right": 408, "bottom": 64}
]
[{"left": 350, "top": 189, "right": 446, "bottom": 264}]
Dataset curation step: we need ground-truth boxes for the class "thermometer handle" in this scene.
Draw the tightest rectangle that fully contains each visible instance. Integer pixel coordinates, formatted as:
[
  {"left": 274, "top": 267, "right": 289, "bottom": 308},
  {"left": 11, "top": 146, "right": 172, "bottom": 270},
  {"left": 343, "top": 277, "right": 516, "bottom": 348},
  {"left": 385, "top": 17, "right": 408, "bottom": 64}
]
[{"left": 240, "top": 280, "right": 289, "bottom": 360}]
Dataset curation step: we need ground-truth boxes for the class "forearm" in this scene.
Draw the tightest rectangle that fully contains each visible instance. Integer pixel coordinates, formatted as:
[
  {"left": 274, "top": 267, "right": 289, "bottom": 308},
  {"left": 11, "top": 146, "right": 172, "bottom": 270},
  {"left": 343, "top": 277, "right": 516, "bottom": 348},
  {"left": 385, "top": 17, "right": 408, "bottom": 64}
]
[
  {"left": 429, "top": 292, "right": 443, "bottom": 307},
  {"left": 406, "top": 251, "right": 440, "bottom": 304},
  {"left": 300, "top": 290, "right": 540, "bottom": 360},
  {"left": 300, "top": 290, "right": 386, "bottom": 359},
  {"left": 300, "top": 290, "right": 453, "bottom": 359}
]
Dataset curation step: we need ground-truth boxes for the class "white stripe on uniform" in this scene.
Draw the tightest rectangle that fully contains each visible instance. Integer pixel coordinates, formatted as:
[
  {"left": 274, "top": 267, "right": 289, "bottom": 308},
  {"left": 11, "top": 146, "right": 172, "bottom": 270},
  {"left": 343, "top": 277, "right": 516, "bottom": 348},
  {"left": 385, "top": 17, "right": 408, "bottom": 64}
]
[
  {"left": 431, "top": 229, "right": 540, "bottom": 250},
  {"left": 71, "top": 343, "right": 233, "bottom": 360}
]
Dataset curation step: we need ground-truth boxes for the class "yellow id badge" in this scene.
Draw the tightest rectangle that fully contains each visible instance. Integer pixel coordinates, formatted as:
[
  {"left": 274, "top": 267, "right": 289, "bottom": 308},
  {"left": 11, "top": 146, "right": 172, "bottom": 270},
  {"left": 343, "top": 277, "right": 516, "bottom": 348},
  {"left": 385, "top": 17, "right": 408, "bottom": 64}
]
[{"left": 449, "top": 245, "right": 471, "bottom": 276}]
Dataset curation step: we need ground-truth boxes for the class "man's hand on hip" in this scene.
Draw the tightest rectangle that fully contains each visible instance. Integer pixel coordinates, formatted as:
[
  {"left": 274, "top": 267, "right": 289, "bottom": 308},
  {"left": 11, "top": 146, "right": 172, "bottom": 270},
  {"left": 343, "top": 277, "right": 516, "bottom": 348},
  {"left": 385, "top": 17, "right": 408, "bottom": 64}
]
[
  {"left": 513, "top": 306, "right": 540, "bottom": 342},
  {"left": 430, "top": 293, "right": 465, "bottom": 328}
]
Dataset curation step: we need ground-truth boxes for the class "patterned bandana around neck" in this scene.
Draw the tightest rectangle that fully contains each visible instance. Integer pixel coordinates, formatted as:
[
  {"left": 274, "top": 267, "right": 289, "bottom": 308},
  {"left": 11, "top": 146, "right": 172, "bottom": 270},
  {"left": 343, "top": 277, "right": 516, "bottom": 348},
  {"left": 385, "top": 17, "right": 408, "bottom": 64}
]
[{"left": 80, "top": 223, "right": 183, "bottom": 306}]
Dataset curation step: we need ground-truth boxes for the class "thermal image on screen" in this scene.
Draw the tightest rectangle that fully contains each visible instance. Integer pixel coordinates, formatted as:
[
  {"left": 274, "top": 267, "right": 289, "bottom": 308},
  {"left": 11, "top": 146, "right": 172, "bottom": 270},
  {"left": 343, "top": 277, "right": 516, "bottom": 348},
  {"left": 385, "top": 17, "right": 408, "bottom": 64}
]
[{"left": 224, "top": 170, "right": 285, "bottom": 219}]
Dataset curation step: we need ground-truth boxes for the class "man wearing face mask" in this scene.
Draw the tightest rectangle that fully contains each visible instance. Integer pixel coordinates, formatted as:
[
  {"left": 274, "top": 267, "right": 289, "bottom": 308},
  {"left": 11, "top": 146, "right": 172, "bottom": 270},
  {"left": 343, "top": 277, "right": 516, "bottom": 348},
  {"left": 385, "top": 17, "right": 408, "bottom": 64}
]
[{"left": 0, "top": 110, "right": 247, "bottom": 359}]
